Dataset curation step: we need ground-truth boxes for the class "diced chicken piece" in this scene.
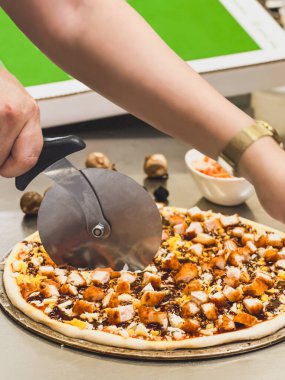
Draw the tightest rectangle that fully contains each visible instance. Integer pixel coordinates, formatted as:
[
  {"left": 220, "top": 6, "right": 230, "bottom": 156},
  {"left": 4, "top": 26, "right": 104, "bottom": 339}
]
[
  {"left": 185, "top": 222, "right": 203, "bottom": 239},
  {"left": 243, "top": 279, "right": 268, "bottom": 297},
  {"left": 138, "top": 306, "right": 168, "bottom": 329},
  {"left": 140, "top": 291, "right": 166, "bottom": 306},
  {"left": 181, "top": 301, "right": 200, "bottom": 317},
  {"left": 192, "top": 233, "right": 215, "bottom": 245},
  {"left": 40, "top": 283, "right": 59, "bottom": 298},
  {"left": 267, "top": 233, "right": 283, "bottom": 248},
  {"left": 240, "top": 270, "right": 251, "bottom": 283},
  {"left": 183, "top": 279, "right": 202, "bottom": 294},
  {"left": 102, "top": 290, "right": 119, "bottom": 308},
  {"left": 212, "top": 255, "right": 226, "bottom": 270},
  {"left": 116, "top": 281, "right": 131, "bottom": 294},
  {"left": 175, "top": 263, "right": 198, "bottom": 283},
  {"left": 223, "top": 276, "right": 240, "bottom": 288},
  {"left": 243, "top": 298, "right": 263, "bottom": 315},
  {"left": 39, "top": 265, "right": 54, "bottom": 276},
  {"left": 54, "top": 273, "right": 67, "bottom": 285},
  {"left": 220, "top": 214, "right": 239, "bottom": 227},
  {"left": 181, "top": 319, "right": 200, "bottom": 334},
  {"left": 83, "top": 286, "right": 105, "bottom": 302},
  {"left": 246, "top": 241, "right": 257, "bottom": 253},
  {"left": 278, "top": 248, "right": 285, "bottom": 259},
  {"left": 227, "top": 267, "right": 241, "bottom": 279},
  {"left": 204, "top": 216, "right": 222, "bottom": 232},
  {"left": 217, "top": 315, "right": 236, "bottom": 332},
  {"left": 161, "top": 229, "right": 170, "bottom": 241},
  {"left": 141, "top": 283, "right": 154, "bottom": 292},
  {"left": 188, "top": 206, "right": 204, "bottom": 221},
  {"left": 169, "top": 215, "right": 185, "bottom": 226},
  {"left": 227, "top": 252, "right": 244, "bottom": 267},
  {"left": 161, "top": 253, "right": 181, "bottom": 271},
  {"left": 67, "top": 272, "right": 86, "bottom": 287},
  {"left": 210, "top": 292, "right": 228, "bottom": 308},
  {"left": 106, "top": 305, "right": 135, "bottom": 325},
  {"left": 59, "top": 283, "right": 78, "bottom": 296},
  {"left": 234, "top": 312, "right": 257, "bottom": 327},
  {"left": 201, "top": 303, "right": 218, "bottom": 320},
  {"left": 256, "top": 272, "right": 274, "bottom": 287},
  {"left": 189, "top": 243, "right": 203, "bottom": 256},
  {"left": 168, "top": 313, "right": 184, "bottom": 328},
  {"left": 224, "top": 239, "right": 238, "bottom": 253},
  {"left": 173, "top": 223, "right": 187, "bottom": 235},
  {"left": 72, "top": 300, "right": 96, "bottom": 315},
  {"left": 223, "top": 285, "right": 243, "bottom": 302},
  {"left": 264, "top": 248, "right": 280, "bottom": 263},
  {"left": 142, "top": 272, "right": 161, "bottom": 289},
  {"left": 190, "top": 291, "right": 209, "bottom": 305},
  {"left": 241, "top": 233, "right": 254, "bottom": 245},
  {"left": 120, "top": 271, "right": 137, "bottom": 283},
  {"left": 21, "top": 282, "right": 38, "bottom": 299},
  {"left": 254, "top": 233, "right": 268, "bottom": 248},
  {"left": 90, "top": 270, "right": 110, "bottom": 285},
  {"left": 118, "top": 294, "right": 133, "bottom": 303},
  {"left": 276, "top": 259, "right": 285, "bottom": 270},
  {"left": 231, "top": 227, "right": 245, "bottom": 238}
]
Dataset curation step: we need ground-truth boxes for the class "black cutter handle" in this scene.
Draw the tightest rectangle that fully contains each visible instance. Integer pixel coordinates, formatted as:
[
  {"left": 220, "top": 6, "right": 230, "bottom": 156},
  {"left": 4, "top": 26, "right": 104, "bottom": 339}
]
[{"left": 15, "top": 135, "right": 86, "bottom": 191}]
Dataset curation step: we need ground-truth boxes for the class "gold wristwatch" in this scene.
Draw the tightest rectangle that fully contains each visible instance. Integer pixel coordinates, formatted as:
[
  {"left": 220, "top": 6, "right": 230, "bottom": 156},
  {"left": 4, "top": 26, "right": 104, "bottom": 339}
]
[{"left": 220, "top": 120, "right": 283, "bottom": 171}]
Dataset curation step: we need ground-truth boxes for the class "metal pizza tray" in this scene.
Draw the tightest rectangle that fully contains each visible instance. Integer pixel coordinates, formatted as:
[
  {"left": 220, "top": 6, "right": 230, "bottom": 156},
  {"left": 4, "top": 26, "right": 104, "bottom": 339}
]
[{"left": 1, "top": 252, "right": 285, "bottom": 361}]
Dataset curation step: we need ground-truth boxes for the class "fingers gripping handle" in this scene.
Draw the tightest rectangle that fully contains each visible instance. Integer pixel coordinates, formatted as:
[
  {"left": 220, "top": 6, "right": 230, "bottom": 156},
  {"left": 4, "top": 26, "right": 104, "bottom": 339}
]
[{"left": 15, "top": 135, "right": 86, "bottom": 191}]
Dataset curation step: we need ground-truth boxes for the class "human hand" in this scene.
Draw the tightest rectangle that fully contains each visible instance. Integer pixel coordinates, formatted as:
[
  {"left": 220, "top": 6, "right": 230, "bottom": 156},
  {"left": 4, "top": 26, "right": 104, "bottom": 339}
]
[
  {"left": 239, "top": 136, "right": 285, "bottom": 223},
  {"left": 0, "top": 68, "right": 43, "bottom": 177}
]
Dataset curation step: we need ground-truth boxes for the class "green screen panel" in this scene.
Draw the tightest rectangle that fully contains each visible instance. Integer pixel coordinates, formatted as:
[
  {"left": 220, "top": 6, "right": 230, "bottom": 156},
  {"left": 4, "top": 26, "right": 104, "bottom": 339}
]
[
  {"left": 129, "top": 0, "right": 260, "bottom": 60},
  {"left": 0, "top": 9, "right": 70, "bottom": 87}
]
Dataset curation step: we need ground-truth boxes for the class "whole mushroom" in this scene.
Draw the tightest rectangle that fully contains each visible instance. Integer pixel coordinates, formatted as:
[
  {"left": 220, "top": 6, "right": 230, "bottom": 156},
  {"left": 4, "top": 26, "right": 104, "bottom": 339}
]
[
  {"left": 85, "top": 152, "right": 112, "bottom": 169},
  {"left": 144, "top": 154, "right": 168, "bottom": 178},
  {"left": 20, "top": 191, "right": 43, "bottom": 216}
]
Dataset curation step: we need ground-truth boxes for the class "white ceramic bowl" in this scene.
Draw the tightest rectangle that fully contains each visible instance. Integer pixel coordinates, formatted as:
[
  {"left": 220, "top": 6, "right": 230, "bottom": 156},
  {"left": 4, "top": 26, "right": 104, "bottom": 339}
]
[{"left": 185, "top": 149, "right": 255, "bottom": 206}]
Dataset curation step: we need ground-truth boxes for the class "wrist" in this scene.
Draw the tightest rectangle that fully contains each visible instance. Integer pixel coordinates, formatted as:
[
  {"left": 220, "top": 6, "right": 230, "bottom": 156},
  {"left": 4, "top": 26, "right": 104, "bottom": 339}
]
[{"left": 238, "top": 136, "right": 284, "bottom": 185}]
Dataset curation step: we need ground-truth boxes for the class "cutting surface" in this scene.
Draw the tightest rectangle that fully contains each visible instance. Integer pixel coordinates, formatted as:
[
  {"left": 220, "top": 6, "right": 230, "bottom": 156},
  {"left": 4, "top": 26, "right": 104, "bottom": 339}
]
[{"left": 0, "top": 117, "right": 284, "bottom": 379}]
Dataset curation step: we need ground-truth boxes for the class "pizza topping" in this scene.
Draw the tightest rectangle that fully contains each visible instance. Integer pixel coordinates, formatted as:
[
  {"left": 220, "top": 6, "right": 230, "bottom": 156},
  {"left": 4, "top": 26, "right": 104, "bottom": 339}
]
[
  {"left": 138, "top": 306, "right": 168, "bottom": 329},
  {"left": 140, "top": 291, "right": 166, "bottom": 306},
  {"left": 67, "top": 272, "right": 86, "bottom": 287},
  {"left": 217, "top": 315, "right": 236, "bottom": 332},
  {"left": 182, "top": 302, "right": 200, "bottom": 318},
  {"left": 201, "top": 303, "right": 218, "bottom": 320},
  {"left": 60, "top": 283, "right": 78, "bottom": 296},
  {"left": 243, "top": 298, "right": 263, "bottom": 315},
  {"left": 91, "top": 270, "right": 110, "bottom": 285},
  {"left": 38, "top": 265, "right": 54, "bottom": 276},
  {"left": 106, "top": 305, "right": 135, "bottom": 325},
  {"left": 142, "top": 272, "right": 161, "bottom": 289},
  {"left": 174, "top": 263, "right": 198, "bottom": 283},
  {"left": 223, "top": 286, "right": 243, "bottom": 302},
  {"left": 83, "top": 286, "right": 105, "bottom": 302},
  {"left": 190, "top": 291, "right": 209, "bottom": 305},
  {"left": 234, "top": 312, "right": 257, "bottom": 327},
  {"left": 13, "top": 207, "right": 285, "bottom": 342},
  {"left": 73, "top": 300, "right": 96, "bottom": 315}
]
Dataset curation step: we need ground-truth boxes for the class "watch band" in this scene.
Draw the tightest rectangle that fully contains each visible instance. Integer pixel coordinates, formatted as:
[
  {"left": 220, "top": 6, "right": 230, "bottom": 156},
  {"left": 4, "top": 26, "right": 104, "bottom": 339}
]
[{"left": 220, "top": 120, "right": 283, "bottom": 169}]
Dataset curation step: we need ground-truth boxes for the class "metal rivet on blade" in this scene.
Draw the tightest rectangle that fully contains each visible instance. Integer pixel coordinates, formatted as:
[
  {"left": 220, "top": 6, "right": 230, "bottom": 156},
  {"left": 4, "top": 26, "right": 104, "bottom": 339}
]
[{"left": 92, "top": 223, "right": 105, "bottom": 238}]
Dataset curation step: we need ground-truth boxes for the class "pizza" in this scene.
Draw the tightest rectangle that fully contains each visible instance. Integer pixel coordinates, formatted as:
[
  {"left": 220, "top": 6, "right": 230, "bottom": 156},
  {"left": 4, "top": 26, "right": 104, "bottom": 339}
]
[{"left": 3, "top": 206, "right": 285, "bottom": 350}]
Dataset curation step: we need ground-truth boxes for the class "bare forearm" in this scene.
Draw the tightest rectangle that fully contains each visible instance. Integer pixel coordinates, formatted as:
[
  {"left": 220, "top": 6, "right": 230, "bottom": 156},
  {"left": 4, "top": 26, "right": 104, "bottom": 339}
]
[{"left": 1, "top": 0, "right": 253, "bottom": 157}]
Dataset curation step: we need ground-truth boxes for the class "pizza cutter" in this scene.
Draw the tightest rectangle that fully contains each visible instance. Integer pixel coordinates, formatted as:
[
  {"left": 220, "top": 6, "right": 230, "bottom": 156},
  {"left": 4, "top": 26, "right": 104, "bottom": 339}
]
[{"left": 15, "top": 136, "right": 162, "bottom": 271}]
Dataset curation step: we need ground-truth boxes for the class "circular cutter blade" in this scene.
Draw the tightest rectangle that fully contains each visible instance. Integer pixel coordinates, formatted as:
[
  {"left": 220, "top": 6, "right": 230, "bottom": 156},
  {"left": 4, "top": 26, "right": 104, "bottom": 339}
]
[{"left": 37, "top": 168, "right": 162, "bottom": 270}]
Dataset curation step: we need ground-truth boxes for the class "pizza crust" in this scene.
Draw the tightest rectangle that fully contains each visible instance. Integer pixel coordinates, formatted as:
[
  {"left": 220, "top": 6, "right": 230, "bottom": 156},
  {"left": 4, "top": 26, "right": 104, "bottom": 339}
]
[{"left": 3, "top": 221, "right": 285, "bottom": 351}]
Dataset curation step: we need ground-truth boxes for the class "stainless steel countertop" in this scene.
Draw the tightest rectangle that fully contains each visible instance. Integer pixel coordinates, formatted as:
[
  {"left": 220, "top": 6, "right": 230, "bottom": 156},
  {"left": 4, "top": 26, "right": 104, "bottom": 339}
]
[{"left": 1, "top": 116, "right": 284, "bottom": 380}]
